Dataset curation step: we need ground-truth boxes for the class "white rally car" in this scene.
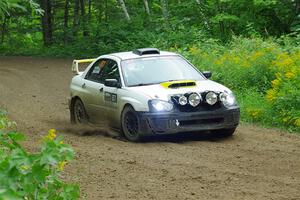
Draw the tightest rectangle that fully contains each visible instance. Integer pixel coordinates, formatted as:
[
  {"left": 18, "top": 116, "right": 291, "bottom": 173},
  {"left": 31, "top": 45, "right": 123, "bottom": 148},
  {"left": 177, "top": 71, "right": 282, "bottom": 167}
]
[{"left": 69, "top": 48, "right": 240, "bottom": 141}]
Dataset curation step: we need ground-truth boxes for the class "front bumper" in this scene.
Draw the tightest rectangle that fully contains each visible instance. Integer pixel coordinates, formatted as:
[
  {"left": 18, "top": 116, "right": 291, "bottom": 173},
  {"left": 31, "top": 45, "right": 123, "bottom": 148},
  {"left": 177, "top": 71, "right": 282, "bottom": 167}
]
[{"left": 137, "top": 106, "right": 240, "bottom": 135}]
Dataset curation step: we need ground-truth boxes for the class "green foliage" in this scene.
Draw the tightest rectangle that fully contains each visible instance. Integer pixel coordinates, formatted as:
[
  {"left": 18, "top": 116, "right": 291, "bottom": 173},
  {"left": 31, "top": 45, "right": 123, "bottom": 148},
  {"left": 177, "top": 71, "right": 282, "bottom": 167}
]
[
  {"left": 0, "top": 110, "right": 11, "bottom": 129},
  {"left": 1, "top": 0, "right": 300, "bottom": 52},
  {"left": 0, "top": 110, "right": 80, "bottom": 199},
  {"left": 0, "top": 0, "right": 41, "bottom": 19},
  {"left": 236, "top": 90, "right": 273, "bottom": 125},
  {"left": 180, "top": 37, "right": 300, "bottom": 132}
]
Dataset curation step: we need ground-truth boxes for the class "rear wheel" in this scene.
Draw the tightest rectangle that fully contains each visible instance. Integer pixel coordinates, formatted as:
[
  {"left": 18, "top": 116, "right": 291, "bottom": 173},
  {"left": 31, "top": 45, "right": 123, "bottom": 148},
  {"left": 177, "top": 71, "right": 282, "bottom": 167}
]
[
  {"left": 121, "top": 106, "right": 143, "bottom": 142},
  {"left": 73, "top": 98, "right": 88, "bottom": 124},
  {"left": 212, "top": 128, "right": 236, "bottom": 137}
]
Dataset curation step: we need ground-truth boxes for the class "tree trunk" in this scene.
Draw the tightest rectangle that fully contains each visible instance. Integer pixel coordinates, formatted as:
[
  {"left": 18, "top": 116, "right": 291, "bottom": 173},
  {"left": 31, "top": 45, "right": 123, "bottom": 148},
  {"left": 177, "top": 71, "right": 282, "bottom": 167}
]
[
  {"left": 40, "top": 0, "right": 53, "bottom": 46},
  {"left": 117, "top": 0, "right": 130, "bottom": 21},
  {"left": 73, "top": 0, "right": 80, "bottom": 37},
  {"left": 1, "top": 16, "right": 7, "bottom": 44},
  {"left": 105, "top": 0, "right": 108, "bottom": 24},
  {"left": 88, "top": 0, "right": 92, "bottom": 21},
  {"left": 160, "top": 0, "right": 168, "bottom": 21},
  {"left": 80, "top": 0, "right": 88, "bottom": 36},
  {"left": 194, "top": 0, "right": 210, "bottom": 30},
  {"left": 143, "top": 0, "right": 150, "bottom": 15},
  {"left": 64, "top": 0, "right": 69, "bottom": 43},
  {"left": 160, "top": 0, "right": 169, "bottom": 28}
]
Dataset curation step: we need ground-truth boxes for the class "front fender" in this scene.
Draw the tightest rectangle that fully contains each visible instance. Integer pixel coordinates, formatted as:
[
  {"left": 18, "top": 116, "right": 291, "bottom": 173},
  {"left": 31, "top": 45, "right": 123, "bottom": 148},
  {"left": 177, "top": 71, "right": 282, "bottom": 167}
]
[
  {"left": 112, "top": 89, "right": 150, "bottom": 128},
  {"left": 119, "top": 96, "right": 149, "bottom": 113}
]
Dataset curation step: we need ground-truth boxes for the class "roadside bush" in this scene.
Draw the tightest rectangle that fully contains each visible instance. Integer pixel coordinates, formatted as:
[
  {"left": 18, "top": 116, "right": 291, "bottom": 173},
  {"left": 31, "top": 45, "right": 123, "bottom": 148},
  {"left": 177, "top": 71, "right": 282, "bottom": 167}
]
[
  {"left": 266, "top": 50, "right": 300, "bottom": 131},
  {"left": 180, "top": 37, "right": 300, "bottom": 132},
  {"left": 0, "top": 110, "right": 80, "bottom": 199}
]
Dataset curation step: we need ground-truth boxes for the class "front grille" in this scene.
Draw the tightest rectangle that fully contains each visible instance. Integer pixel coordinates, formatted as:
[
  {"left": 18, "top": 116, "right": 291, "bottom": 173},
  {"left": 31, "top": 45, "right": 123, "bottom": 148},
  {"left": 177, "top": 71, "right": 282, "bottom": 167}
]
[
  {"left": 148, "top": 118, "right": 169, "bottom": 133},
  {"left": 180, "top": 117, "right": 224, "bottom": 126},
  {"left": 175, "top": 102, "right": 222, "bottom": 112}
]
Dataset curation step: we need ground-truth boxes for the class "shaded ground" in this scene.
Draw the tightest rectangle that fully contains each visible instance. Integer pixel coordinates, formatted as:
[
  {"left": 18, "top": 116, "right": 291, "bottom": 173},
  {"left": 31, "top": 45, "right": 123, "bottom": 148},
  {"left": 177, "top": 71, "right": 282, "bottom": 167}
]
[{"left": 0, "top": 56, "right": 299, "bottom": 200}]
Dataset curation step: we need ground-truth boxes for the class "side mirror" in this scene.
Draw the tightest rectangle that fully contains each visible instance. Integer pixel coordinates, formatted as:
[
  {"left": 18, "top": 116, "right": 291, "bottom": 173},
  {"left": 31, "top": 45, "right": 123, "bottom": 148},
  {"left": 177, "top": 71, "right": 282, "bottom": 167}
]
[
  {"left": 104, "top": 79, "right": 121, "bottom": 88},
  {"left": 202, "top": 71, "right": 212, "bottom": 79}
]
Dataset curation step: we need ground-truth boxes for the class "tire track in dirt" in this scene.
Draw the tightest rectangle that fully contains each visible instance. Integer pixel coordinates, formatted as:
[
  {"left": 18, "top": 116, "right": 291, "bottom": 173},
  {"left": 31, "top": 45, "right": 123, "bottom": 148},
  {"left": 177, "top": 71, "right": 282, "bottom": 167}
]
[{"left": 0, "top": 56, "right": 299, "bottom": 200}]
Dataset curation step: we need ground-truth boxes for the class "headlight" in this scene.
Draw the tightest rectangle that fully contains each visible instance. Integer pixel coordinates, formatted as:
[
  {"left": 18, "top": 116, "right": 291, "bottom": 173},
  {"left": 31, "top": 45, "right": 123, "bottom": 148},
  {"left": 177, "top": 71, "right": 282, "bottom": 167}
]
[
  {"left": 178, "top": 96, "right": 188, "bottom": 105},
  {"left": 149, "top": 100, "right": 173, "bottom": 112},
  {"left": 205, "top": 91, "right": 218, "bottom": 105},
  {"left": 188, "top": 93, "right": 201, "bottom": 107},
  {"left": 219, "top": 92, "right": 236, "bottom": 107}
]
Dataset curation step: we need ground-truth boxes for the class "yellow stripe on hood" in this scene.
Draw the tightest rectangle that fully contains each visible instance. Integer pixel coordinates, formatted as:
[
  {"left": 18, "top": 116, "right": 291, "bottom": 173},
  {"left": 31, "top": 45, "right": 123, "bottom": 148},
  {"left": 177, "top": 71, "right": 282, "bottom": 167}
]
[{"left": 160, "top": 80, "right": 197, "bottom": 89}]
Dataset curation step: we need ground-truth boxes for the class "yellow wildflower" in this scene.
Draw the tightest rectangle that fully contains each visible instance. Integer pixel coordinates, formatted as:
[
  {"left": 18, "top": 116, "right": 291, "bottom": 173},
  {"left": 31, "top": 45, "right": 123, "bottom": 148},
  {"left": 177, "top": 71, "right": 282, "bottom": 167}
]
[
  {"left": 285, "top": 71, "right": 296, "bottom": 80},
  {"left": 201, "top": 52, "right": 208, "bottom": 58},
  {"left": 214, "top": 55, "right": 227, "bottom": 66},
  {"left": 230, "top": 55, "right": 240, "bottom": 64},
  {"left": 59, "top": 140, "right": 64, "bottom": 144},
  {"left": 294, "top": 119, "right": 300, "bottom": 127},
  {"left": 45, "top": 129, "right": 57, "bottom": 140},
  {"left": 246, "top": 108, "right": 262, "bottom": 119},
  {"left": 266, "top": 89, "right": 277, "bottom": 102},
  {"left": 241, "top": 61, "right": 250, "bottom": 68},
  {"left": 275, "top": 72, "right": 282, "bottom": 79},
  {"left": 271, "top": 79, "right": 280, "bottom": 88},
  {"left": 214, "top": 59, "right": 223, "bottom": 65},
  {"left": 282, "top": 117, "right": 289, "bottom": 123},
  {"left": 272, "top": 52, "right": 294, "bottom": 68},
  {"left": 58, "top": 161, "right": 67, "bottom": 171},
  {"left": 283, "top": 59, "right": 293, "bottom": 68},
  {"left": 251, "top": 51, "right": 263, "bottom": 61},
  {"left": 264, "top": 47, "right": 275, "bottom": 52},
  {"left": 189, "top": 46, "right": 198, "bottom": 54},
  {"left": 20, "top": 165, "right": 30, "bottom": 171},
  {"left": 291, "top": 51, "right": 300, "bottom": 61}
]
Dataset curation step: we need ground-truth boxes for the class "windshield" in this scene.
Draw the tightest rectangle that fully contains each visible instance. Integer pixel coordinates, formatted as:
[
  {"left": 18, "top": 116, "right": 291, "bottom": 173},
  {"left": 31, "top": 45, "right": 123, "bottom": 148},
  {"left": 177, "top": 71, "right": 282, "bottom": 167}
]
[{"left": 121, "top": 56, "right": 204, "bottom": 86}]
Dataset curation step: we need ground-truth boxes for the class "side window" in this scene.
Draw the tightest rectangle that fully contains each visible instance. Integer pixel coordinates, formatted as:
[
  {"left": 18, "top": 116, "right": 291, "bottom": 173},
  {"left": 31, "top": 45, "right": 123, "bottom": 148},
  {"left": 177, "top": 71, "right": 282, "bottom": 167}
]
[
  {"left": 85, "top": 59, "right": 108, "bottom": 82},
  {"left": 99, "top": 60, "right": 120, "bottom": 83}
]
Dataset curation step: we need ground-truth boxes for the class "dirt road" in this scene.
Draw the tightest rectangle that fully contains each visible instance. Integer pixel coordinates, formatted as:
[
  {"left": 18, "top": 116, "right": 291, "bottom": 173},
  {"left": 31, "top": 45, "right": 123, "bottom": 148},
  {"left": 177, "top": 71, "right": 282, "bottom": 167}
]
[{"left": 0, "top": 56, "right": 299, "bottom": 200}]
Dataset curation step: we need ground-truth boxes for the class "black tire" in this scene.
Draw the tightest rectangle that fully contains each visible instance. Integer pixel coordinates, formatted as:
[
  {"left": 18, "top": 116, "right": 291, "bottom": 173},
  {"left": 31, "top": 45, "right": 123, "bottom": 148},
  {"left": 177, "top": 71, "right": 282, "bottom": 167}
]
[
  {"left": 121, "top": 106, "right": 143, "bottom": 142},
  {"left": 212, "top": 127, "right": 236, "bottom": 137},
  {"left": 73, "top": 98, "right": 88, "bottom": 124}
]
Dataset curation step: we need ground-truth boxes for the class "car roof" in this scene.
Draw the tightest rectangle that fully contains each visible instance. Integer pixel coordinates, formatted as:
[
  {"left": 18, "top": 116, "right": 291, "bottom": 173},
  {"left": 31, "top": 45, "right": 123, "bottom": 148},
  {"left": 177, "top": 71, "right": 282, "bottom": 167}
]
[{"left": 109, "top": 50, "right": 178, "bottom": 61}]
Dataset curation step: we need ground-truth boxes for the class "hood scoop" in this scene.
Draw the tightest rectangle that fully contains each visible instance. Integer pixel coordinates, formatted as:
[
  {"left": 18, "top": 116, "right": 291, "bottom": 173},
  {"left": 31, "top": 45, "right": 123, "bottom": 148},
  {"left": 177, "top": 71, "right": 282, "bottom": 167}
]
[{"left": 160, "top": 80, "right": 196, "bottom": 89}]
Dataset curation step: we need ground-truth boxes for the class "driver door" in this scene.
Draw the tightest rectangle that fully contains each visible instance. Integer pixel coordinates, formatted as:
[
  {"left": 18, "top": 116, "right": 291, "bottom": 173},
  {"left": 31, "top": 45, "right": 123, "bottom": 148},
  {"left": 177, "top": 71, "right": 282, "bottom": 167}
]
[
  {"left": 98, "top": 59, "right": 121, "bottom": 127},
  {"left": 83, "top": 59, "right": 109, "bottom": 124}
]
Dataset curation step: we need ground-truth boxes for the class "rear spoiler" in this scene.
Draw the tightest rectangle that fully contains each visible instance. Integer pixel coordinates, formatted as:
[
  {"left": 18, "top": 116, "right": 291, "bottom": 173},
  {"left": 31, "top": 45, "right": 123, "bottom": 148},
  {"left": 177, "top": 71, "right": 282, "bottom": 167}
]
[{"left": 72, "top": 58, "right": 96, "bottom": 75}]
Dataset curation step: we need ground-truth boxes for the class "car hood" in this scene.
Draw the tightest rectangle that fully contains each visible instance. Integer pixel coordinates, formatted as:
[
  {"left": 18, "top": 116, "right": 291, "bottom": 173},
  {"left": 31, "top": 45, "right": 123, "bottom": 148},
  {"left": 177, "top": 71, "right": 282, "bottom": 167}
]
[{"left": 127, "top": 80, "right": 232, "bottom": 101}]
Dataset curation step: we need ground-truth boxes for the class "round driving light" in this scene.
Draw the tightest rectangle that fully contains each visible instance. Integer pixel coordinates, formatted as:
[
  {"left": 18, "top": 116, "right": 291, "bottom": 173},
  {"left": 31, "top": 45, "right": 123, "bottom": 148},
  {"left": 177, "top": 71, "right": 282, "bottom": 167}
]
[
  {"left": 219, "top": 92, "right": 236, "bottom": 107},
  {"left": 219, "top": 92, "right": 227, "bottom": 102},
  {"left": 188, "top": 93, "right": 201, "bottom": 107},
  {"left": 178, "top": 96, "right": 188, "bottom": 105},
  {"left": 205, "top": 91, "right": 218, "bottom": 105}
]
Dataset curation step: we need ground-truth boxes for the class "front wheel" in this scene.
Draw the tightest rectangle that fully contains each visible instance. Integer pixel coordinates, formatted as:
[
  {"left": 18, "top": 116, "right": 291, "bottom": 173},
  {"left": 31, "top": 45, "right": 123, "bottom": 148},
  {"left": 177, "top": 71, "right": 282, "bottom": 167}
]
[{"left": 121, "top": 106, "right": 143, "bottom": 142}]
